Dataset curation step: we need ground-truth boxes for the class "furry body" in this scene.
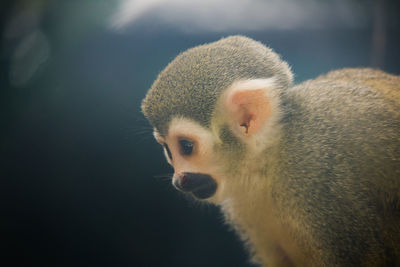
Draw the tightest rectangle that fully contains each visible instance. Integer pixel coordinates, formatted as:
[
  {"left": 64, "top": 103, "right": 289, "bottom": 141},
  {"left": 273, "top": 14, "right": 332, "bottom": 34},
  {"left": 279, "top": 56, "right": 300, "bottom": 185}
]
[{"left": 221, "top": 68, "right": 400, "bottom": 265}]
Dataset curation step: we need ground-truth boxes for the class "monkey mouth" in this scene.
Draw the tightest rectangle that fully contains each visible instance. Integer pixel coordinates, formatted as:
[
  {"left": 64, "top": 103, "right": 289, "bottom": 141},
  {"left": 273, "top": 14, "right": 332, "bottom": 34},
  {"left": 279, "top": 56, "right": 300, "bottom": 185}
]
[
  {"left": 191, "top": 184, "right": 217, "bottom": 199},
  {"left": 173, "top": 172, "right": 217, "bottom": 199}
]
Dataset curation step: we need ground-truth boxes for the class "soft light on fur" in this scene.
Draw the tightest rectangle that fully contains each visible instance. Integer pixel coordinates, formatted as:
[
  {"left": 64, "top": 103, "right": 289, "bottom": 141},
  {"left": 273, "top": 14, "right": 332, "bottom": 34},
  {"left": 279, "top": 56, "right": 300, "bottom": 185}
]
[{"left": 142, "top": 36, "right": 400, "bottom": 266}]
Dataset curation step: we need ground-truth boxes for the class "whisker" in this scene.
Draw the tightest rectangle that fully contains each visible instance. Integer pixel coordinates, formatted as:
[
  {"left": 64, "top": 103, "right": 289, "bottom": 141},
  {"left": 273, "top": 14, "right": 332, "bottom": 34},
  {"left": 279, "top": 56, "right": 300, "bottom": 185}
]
[
  {"left": 121, "top": 117, "right": 154, "bottom": 144},
  {"left": 154, "top": 173, "right": 173, "bottom": 181}
]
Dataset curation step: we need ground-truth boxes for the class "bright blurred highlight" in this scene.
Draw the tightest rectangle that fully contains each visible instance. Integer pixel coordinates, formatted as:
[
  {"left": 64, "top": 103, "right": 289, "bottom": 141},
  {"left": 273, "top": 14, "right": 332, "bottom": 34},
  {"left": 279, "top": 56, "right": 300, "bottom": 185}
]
[{"left": 111, "top": 0, "right": 368, "bottom": 31}]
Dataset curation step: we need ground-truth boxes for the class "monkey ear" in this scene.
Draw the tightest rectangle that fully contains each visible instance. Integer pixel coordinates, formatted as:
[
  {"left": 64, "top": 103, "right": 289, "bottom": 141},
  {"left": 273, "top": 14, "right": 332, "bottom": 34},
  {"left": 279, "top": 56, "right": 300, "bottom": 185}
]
[{"left": 223, "top": 79, "right": 274, "bottom": 138}]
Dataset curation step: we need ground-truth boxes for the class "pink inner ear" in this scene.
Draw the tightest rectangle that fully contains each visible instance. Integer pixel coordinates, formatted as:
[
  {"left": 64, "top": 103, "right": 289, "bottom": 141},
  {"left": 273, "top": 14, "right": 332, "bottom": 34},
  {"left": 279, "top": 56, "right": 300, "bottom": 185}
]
[{"left": 228, "top": 89, "right": 272, "bottom": 136}]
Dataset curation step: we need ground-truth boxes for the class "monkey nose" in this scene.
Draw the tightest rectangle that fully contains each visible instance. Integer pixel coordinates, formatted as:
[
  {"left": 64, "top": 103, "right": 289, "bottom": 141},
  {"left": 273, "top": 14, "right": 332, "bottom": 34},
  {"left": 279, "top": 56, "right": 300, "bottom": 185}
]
[
  {"left": 181, "top": 175, "right": 188, "bottom": 185},
  {"left": 172, "top": 173, "right": 188, "bottom": 191},
  {"left": 173, "top": 172, "right": 217, "bottom": 199}
]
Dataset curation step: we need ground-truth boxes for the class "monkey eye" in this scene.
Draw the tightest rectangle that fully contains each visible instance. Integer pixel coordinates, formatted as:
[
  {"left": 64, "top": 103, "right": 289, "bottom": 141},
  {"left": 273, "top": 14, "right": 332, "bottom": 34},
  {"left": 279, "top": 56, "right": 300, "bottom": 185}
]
[{"left": 178, "top": 139, "right": 194, "bottom": 156}]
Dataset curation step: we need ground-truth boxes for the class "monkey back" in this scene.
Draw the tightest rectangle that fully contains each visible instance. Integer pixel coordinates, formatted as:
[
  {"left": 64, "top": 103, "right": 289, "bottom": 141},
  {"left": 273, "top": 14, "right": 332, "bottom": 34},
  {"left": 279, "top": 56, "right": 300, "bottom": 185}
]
[{"left": 141, "top": 35, "right": 293, "bottom": 135}]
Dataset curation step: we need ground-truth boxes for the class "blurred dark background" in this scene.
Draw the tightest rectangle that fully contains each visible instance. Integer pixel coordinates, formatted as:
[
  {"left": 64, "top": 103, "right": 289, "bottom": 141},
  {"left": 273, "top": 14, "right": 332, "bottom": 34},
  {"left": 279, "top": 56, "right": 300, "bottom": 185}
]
[{"left": 1, "top": 0, "right": 399, "bottom": 266}]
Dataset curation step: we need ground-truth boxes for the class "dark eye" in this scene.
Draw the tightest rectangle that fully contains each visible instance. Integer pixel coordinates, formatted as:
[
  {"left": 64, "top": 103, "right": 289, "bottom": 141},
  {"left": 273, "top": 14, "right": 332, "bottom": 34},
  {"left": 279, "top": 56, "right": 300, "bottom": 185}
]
[
  {"left": 163, "top": 144, "right": 173, "bottom": 160},
  {"left": 179, "top": 139, "right": 194, "bottom": 156}
]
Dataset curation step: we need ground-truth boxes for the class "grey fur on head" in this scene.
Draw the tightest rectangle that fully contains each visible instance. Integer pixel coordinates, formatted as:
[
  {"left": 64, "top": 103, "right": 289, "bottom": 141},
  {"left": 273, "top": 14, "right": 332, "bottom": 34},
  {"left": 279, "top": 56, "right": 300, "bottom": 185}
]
[{"left": 141, "top": 35, "right": 293, "bottom": 135}]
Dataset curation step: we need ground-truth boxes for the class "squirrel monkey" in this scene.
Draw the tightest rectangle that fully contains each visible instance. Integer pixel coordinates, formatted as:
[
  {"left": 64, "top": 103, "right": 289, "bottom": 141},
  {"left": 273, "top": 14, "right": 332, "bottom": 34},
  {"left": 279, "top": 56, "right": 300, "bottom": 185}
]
[{"left": 141, "top": 36, "right": 400, "bottom": 266}]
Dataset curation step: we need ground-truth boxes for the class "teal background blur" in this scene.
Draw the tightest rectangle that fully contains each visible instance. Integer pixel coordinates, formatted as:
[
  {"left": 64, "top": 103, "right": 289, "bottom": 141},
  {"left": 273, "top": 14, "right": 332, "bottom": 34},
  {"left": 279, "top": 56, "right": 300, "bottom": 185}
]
[{"left": 1, "top": 0, "right": 399, "bottom": 266}]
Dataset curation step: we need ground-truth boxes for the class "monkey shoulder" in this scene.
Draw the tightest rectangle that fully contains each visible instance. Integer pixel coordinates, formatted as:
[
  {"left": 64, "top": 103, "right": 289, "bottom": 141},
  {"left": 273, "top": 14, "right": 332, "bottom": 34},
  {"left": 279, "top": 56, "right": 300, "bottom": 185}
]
[
  {"left": 285, "top": 68, "right": 400, "bottom": 118},
  {"left": 314, "top": 68, "right": 400, "bottom": 105},
  {"left": 280, "top": 67, "right": 400, "bottom": 187}
]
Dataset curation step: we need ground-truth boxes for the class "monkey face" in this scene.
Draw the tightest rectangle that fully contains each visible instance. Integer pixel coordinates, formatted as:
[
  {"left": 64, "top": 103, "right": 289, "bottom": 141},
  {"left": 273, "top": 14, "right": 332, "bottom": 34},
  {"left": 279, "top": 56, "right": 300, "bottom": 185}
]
[
  {"left": 153, "top": 117, "right": 223, "bottom": 201},
  {"left": 151, "top": 79, "right": 281, "bottom": 202}
]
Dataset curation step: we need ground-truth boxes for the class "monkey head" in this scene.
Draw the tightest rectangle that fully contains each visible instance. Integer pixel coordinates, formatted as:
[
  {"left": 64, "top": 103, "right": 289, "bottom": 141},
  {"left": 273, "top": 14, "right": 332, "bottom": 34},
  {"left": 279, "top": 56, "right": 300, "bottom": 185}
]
[{"left": 141, "top": 36, "right": 292, "bottom": 203}]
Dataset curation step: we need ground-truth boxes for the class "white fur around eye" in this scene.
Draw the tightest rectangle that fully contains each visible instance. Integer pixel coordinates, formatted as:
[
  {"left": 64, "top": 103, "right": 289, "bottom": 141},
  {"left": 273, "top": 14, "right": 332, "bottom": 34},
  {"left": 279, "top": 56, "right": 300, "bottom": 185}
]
[
  {"left": 167, "top": 117, "right": 215, "bottom": 154},
  {"left": 162, "top": 146, "right": 172, "bottom": 165}
]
